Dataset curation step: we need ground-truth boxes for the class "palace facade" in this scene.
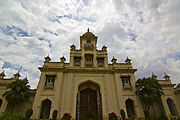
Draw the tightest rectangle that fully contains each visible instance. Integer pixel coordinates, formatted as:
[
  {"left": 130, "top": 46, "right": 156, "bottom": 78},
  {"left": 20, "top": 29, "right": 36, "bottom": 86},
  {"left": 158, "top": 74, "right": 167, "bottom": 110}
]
[{"left": 0, "top": 30, "right": 180, "bottom": 119}]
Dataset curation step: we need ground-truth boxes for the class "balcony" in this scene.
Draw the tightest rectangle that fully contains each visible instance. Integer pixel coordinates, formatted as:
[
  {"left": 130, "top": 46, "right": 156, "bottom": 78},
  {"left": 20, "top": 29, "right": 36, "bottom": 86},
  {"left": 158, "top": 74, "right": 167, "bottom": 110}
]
[{"left": 85, "top": 61, "right": 93, "bottom": 66}]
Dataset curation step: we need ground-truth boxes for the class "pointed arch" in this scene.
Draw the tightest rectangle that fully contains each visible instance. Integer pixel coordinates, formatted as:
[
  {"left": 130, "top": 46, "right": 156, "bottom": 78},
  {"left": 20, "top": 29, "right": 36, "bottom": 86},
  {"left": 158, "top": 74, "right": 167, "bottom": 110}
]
[{"left": 40, "top": 99, "right": 52, "bottom": 119}]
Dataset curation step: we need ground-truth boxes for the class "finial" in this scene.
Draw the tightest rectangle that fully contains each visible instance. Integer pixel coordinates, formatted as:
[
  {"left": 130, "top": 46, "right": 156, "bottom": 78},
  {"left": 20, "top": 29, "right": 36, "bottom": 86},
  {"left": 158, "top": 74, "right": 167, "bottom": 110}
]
[
  {"left": 87, "top": 28, "right": 89, "bottom": 32},
  {"left": 44, "top": 55, "right": 51, "bottom": 62},
  {"left": 111, "top": 56, "right": 117, "bottom": 64},
  {"left": 164, "top": 72, "right": 170, "bottom": 80},
  {"left": 152, "top": 72, "right": 157, "bottom": 80},
  {"left": 60, "top": 56, "right": 66, "bottom": 63},
  {"left": 125, "top": 56, "right": 131, "bottom": 64},
  {"left": 0, "top": 71, "right": 6, "bottom": 79},
  {"left": 13, "top": 71, "right": 21, "bottom": 80},
  {"left": 152, "top": 72, "right": 154, "bottom": 76}
]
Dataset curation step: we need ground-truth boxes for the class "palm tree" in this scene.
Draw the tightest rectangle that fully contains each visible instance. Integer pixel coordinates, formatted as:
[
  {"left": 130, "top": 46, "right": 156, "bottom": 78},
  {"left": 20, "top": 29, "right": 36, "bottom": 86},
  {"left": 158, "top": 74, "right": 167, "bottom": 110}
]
[
  {"left": 135, "top": 77, "right": 164, "bottom": 118},
  {"left": 3, "top": 77, "right": 30, "bottom": 114}
]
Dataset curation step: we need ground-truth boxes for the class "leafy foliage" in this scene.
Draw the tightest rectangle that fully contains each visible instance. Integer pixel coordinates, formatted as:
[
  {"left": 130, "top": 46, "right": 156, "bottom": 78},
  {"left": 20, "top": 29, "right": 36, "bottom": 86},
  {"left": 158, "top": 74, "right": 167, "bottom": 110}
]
[
  {"left": 3, "top": 79, "right": 30, "bottom": 113},
  {"left": 61, "top": 113, "right": 71, "bottom": 120},
  {"left": 0, "top": 113, "right": 25, "bottom": 120},
  {"left": 109, "top": 112, "right": 118, "bottom": 120},
  {"left": 25, "top": 108, "right": 33, "bottom": 119},
  {"left": 135, "top": 77, "right": 164, "bottom": 118}
]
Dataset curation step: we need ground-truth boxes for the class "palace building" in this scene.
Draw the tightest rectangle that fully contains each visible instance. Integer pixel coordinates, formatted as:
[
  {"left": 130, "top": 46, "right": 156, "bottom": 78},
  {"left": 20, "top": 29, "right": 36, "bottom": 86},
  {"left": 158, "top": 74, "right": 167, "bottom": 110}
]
[{"left": 0, "top": 30, "right": 180, "bottom": 119}]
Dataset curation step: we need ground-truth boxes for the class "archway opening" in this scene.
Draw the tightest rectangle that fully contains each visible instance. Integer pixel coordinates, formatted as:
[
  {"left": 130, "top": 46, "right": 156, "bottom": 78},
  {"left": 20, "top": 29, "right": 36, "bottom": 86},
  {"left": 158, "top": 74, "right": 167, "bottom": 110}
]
[
  {"left": 167, "top": 98, "right": 178, "bottom": 116},
  {"left": 125, "top": 99, "right": 136, "bottom": 118},
  {"left": 40, "top": 99, "right": 52, "bottom": 119},
  {"left": 76, "top": 81, "right": 102, "bottom": 120}
]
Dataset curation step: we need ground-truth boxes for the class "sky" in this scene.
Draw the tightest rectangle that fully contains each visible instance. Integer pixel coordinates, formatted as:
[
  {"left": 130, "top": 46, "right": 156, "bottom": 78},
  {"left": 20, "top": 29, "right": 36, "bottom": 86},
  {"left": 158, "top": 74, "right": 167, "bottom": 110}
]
[{"left": 0, "top": 0, "right": 180, "bottom": 89}]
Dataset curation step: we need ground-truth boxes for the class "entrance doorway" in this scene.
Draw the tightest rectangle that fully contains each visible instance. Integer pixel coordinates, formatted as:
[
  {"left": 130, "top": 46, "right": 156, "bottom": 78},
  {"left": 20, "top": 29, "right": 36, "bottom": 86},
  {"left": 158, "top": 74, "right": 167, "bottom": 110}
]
[
  {"left": 76, "top": 81, "right": 102, "bottom": 120},
  {"left": 40, "top": 99, "right": 52, "bottom": 119}
]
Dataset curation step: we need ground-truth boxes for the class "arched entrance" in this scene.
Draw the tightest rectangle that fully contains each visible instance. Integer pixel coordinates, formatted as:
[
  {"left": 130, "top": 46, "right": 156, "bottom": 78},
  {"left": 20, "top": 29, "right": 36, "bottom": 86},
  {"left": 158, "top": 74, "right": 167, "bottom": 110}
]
[
  {"left": 40, "top": 99, "right": 52, "bottom": 119},
  {"left": 76, "top": 81, "right": 102, "bottom": 120},
  {"left": 167, "top": 98, "right": 178, "bottom": 116},
  {"left": 125, "top": 99, "right": 136, "bottom": 118}
]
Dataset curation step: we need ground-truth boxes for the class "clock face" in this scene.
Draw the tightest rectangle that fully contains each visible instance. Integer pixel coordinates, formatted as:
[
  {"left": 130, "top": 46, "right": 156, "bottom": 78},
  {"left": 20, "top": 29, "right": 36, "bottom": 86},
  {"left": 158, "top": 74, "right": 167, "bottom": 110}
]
[{"left": 87, "top": 40, "right": 91, "bottom": 44}]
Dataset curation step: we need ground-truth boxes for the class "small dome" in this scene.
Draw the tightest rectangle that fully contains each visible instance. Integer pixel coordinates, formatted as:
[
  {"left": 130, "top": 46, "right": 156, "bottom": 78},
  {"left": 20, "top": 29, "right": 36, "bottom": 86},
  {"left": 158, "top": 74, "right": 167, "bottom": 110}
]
[{"left": 82, "top": 28, "right": 95, "bottom": 37}]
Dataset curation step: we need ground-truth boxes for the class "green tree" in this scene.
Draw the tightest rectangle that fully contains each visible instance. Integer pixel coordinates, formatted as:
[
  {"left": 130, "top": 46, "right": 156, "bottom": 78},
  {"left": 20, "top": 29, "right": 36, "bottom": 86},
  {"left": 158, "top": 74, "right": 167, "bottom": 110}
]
[
  {"left": 3, "top": 78, "right": 30, "bottom": 114},
  {"left": 135, "top": 77, "right": 164, "bottom": 118}
]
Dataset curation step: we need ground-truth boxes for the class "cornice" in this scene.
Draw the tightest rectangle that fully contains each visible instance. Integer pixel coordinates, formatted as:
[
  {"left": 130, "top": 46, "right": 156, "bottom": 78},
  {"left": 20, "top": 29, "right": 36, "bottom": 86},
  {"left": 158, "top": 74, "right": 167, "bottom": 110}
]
[{"left": 38, "top": 67, "right": 137, "bottom": 74}]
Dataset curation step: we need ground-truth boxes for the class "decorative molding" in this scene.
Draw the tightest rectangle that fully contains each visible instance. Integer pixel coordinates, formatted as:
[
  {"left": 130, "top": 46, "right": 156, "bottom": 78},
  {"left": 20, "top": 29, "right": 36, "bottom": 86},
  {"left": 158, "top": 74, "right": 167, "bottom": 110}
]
[{"left": 39, "top": 67, "right": 137, "bottom": 74}]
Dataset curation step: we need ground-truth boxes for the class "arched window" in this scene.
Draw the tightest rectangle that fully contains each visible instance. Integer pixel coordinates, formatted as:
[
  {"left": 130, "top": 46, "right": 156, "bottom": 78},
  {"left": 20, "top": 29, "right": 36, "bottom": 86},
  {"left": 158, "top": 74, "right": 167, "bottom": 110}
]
[
  {"left": 125, "top": 99, "right": 136, "bottom": 118},
  {"left": 167, "top": 98, "right": 178, "bottom": 116},
  {"left": 40, "top": 99, "right": 52, "bottom": 119},
  {"left": 0, "top": 99, "right": 2, "bottom": 108}
]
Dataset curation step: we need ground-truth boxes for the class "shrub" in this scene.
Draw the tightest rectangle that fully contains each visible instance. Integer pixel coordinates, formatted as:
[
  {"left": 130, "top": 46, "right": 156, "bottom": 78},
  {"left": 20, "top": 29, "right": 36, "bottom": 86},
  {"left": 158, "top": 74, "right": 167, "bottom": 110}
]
[
  {"left": 109, "top": 112, "right": 118, "bottom": 120},
  {"left": 53, "top": 110, "right": 58, "bottom": 120},
  {"left": 25, "top": 108, "right": 33, "bottom": 119},
  {"left": 61, "top": 113, "right": 71, "bottom": 120},
  {"left": 0, "top": 113, "right": 25, "bottom": 120}
]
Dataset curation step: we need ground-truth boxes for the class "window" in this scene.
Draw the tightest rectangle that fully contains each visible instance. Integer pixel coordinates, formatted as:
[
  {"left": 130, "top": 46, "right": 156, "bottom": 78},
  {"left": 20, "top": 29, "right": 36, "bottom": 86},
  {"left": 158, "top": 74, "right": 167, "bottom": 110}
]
[
  {"left": 45, "top": 75, "right": 56, "bottom": 87},
  {"left": 121, "top": 76, "right": 131, "bottom": 88},
  {"left": 85, "top": 54, "right": 93, "bottom": 66},
  {"left": 74, "top": 57, "right": 81, "bottom": 65},
  {"left": 97, "top": 57, "right": 104, "bottom": 65},
  {"left": 87, "top": 40, "right": 91, "bottom": 44}
]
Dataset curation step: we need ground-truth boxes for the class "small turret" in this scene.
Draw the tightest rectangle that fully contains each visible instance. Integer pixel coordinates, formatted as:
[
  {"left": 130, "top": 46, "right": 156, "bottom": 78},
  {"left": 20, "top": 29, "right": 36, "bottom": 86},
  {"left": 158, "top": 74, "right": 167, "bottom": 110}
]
[
  {"left": 0, "top": 71, "right": 5, "bottom": 79},
  {"left": 111, "top": 56, "right": 117, "bottom": 64},
  {"left": 44, "top": 55, "right": 51, "bottom": 63},
  {"left": 13, "top": 72, "right": 21, "bottom": 80},
  {"left": 102, "top": 45, "right": 107, "bottom": 51},
  {"left": 60, "top": 56, "right": 66, "bottom": 63},
  {"left": 125, "top": 57, "right": 131, "bottom": 64},
  {"left": 164, "top": 73, "right": 170, "bottom": 81},
  {"left": 70, "top": 44, "right": 76, "bottom": 51},
  {"left": 152, "top": 72, "right": 157, "bottom": 80}
]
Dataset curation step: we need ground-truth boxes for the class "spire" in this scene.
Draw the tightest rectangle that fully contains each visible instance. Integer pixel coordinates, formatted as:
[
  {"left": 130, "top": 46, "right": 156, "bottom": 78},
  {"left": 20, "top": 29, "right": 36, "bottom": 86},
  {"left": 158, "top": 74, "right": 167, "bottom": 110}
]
[
  {"left": 125, "top": 57, "right": 131, "bottom": 64},
  {"left": 70, "top": 44, "right": 76, "bottom": 51},
  {"left": 164, "top": 72, "right": 170, "bottom": 80},
  {"left": 0, "top": 71, "right": 5, "bottom": 79},
  {"left": 44, "top": 55, "right": 51, "bottom": 63},
  {"left": 152, "top": 72, "right": 157, "bottom": 80},
  {"left": 60, "top": 56, "right": 66, "bottom": 63},
  {"left": 87, "top": 28, "right": 89, "bottom": 32},
  {"left": 111, "top": 56, "right": 117, "bottom": 64},
  {"left": 102, "top": 45, "right": 107, "bottom": 51},
  {"left": 13, "top": 71, "right": 21, "bottom": 80}
]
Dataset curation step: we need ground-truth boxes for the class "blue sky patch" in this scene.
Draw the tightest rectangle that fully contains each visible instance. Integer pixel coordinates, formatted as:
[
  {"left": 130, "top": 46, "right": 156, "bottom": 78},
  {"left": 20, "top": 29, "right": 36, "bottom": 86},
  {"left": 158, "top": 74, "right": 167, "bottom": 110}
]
[
  {"left": 44, "top": 29, "right": 58, "bottom": 36},
  {"left": 127, "top": 31, "right": 137, "bottom": 41},
  {"left": 0, "top": 26, "right": 32, "bottom": 37},
  {"left": 137, "top": 11, "right": 144, "bottom": 23},
  {"left": 2, "top": 62, "right": 19, "bottom": 70}
]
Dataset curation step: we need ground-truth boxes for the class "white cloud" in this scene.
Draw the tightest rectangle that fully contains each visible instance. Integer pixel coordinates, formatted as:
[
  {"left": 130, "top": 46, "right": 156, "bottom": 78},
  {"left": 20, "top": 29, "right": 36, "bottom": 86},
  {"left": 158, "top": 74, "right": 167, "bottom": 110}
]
[{"left": 0, "top": 0, "right": 180, "bottom": 88}]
